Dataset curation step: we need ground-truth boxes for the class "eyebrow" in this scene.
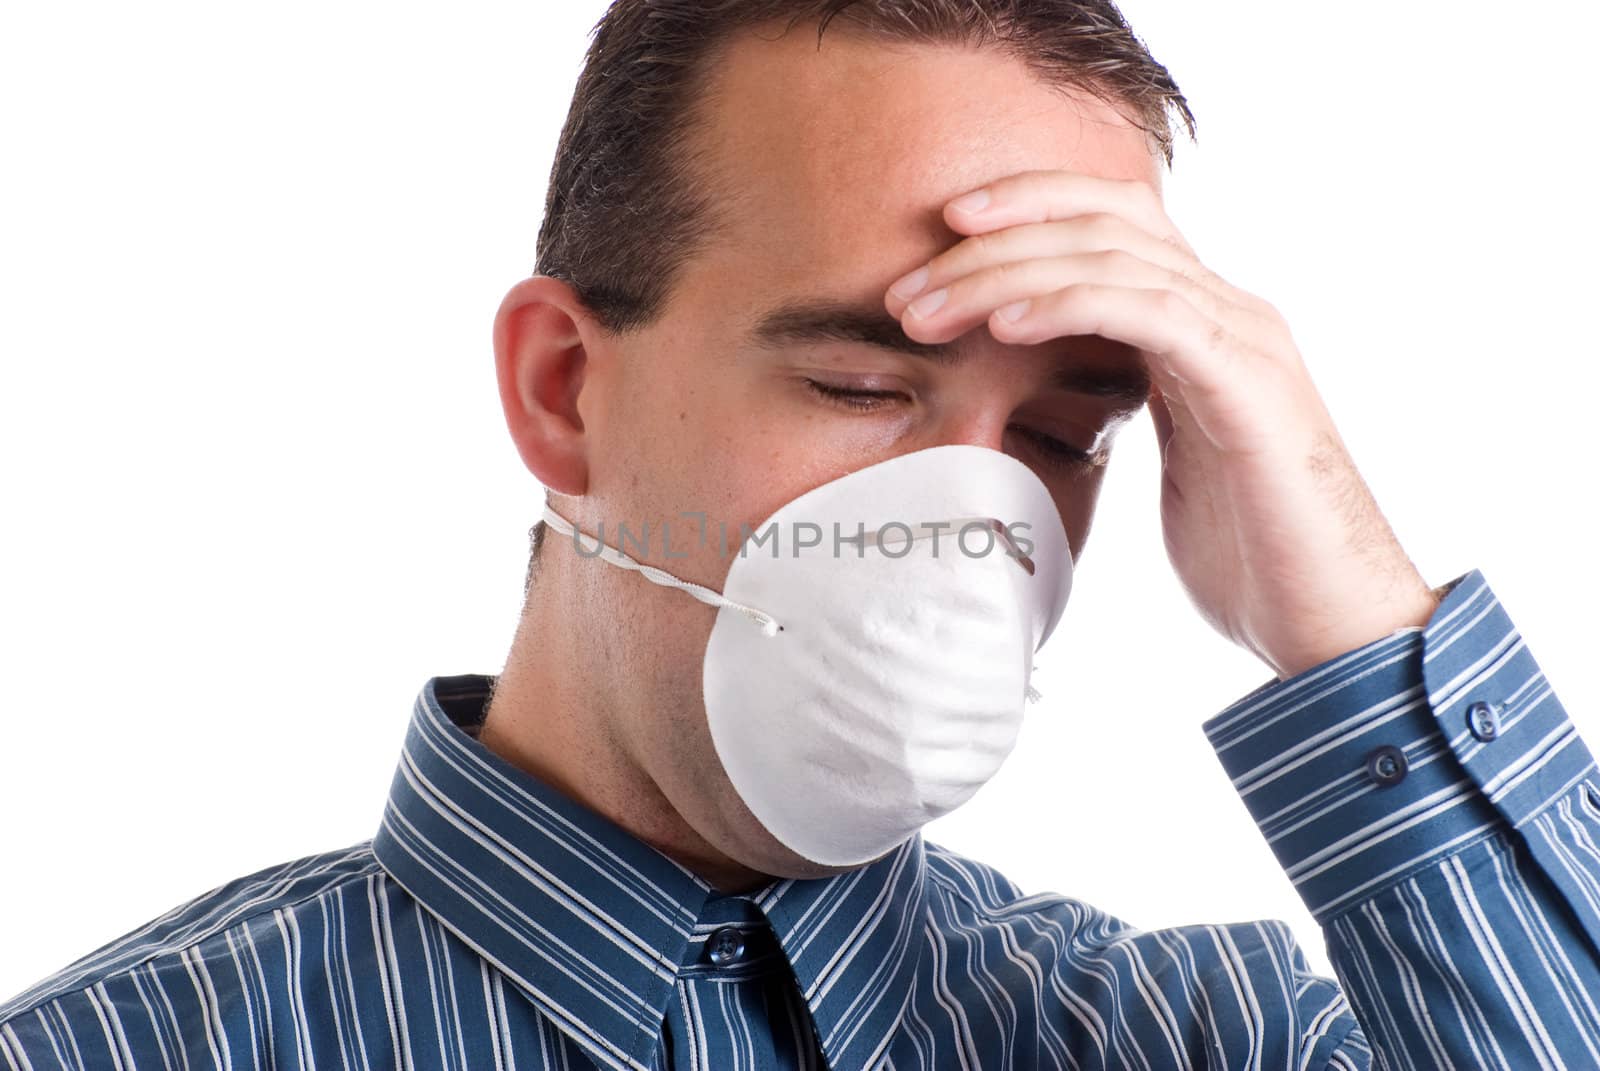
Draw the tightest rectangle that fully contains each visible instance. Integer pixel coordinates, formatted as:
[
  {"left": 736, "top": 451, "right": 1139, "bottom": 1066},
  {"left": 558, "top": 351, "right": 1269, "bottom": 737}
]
[{"left": 750, "top": 298, "right": 1152, "bottom": 406}]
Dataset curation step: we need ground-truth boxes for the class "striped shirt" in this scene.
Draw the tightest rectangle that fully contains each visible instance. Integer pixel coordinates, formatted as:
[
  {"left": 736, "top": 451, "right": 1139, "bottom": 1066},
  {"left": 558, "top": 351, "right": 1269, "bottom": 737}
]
[{"left": 5, "top": 567, "right": 1600, "bottom": 1069}]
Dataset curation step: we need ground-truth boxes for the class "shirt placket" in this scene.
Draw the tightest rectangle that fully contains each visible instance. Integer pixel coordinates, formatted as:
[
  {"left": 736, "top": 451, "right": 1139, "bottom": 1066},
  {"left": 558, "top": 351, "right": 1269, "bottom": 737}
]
[{"left": 657, "top": 893, "right": 827, "bottom": 1071}]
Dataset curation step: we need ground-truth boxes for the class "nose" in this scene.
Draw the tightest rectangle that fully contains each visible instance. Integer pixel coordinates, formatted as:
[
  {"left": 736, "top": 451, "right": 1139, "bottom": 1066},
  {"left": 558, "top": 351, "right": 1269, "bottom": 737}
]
[{"left": 919, "top": 406, "right": 1011, "bottom": 457}]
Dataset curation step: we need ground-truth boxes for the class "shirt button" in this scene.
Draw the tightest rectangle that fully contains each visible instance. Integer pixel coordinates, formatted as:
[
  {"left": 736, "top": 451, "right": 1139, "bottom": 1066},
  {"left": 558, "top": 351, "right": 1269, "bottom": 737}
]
[
  {"left": 1365, "top": 745, "right": 1408, "bottom": 787},
  {"left": 706, "top": 926, "right": 747, "bottom": 966},
  {"left": 1466, "top": 700, "right": 1502, "bottom": 742}
]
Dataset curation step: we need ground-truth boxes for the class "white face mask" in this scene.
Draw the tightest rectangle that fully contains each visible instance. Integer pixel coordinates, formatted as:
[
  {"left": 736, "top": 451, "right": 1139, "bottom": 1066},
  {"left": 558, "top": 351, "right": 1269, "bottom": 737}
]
[{"left": 541, "top": 444, "right": 1073, "bottom": 867}]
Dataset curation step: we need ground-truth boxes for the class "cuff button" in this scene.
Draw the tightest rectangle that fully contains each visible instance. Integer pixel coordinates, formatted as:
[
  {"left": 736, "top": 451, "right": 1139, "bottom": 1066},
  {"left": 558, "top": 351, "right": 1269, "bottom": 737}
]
[
  {"left": 1365, "top": 745, "right": 1409, "bottom": 787},
  {"left": 1467, "top": 700, "right": 1502, "bottom": 742}
]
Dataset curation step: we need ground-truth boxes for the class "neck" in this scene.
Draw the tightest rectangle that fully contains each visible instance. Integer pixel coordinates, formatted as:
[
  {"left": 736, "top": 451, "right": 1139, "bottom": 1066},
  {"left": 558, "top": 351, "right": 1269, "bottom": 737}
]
[{"left": 477, "top": 557, "right": 770, "bottom": 895}]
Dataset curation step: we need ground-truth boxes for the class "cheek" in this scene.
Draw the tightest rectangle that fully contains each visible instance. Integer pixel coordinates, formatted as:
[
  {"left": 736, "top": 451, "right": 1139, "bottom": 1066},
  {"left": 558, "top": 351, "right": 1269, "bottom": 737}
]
[
  {"left": 592, "top": 374, "right": 734, "bottom": 520},
  {"left": 1055, "top": 468, "right": 1106, "bottom": 560},
  {"left": 619, "top": 388, "right": 848, "bottom": 539}
]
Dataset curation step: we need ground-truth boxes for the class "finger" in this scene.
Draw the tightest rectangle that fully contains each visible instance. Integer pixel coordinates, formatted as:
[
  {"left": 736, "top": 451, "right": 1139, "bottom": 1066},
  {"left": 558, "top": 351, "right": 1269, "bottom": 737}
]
[
  {"left": 887, "top": 213, "right": 1206, "bottom": 314},
  {"left": 895, "top": 248, "right": 1239, "bottom": 347},
  {"left": 942, "top": 170, "right": 1194, "bottom": 257},
  {"left": 886, "top": 213, "right": 1265, "bottom": 324},
  {"left": 984, "top": 282, "right": 1252, "bottom": 403}
]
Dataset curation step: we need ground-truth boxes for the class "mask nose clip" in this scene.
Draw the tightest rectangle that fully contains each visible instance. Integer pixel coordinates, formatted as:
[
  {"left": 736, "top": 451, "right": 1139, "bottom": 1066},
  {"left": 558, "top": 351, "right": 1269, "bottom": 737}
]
[
  {"left": 866, "top": 514, "right": 1037, "bottom": 575},
  {"left": 989, "top": 518, "right": 1036, "bottom": 576}
]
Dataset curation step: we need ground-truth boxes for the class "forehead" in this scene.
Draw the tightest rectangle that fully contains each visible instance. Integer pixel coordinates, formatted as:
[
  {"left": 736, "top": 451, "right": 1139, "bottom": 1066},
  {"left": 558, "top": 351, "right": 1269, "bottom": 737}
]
[{"left": 682, "top": 22, "right": 1162, "bottom": 301}]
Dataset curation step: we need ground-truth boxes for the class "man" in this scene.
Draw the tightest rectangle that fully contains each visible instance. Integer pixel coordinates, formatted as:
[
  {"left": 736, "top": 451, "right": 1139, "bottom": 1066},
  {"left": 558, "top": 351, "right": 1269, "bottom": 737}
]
[{"left": 4, "top": 0, "right": 1597, "bottom": 1068}]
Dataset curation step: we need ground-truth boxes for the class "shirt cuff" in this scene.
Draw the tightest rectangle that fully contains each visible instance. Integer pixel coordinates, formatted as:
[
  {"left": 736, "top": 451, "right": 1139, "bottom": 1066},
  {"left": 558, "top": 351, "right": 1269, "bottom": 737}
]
[{"left": 1202, "top": 569, "right": 1597, "bottom": 923}]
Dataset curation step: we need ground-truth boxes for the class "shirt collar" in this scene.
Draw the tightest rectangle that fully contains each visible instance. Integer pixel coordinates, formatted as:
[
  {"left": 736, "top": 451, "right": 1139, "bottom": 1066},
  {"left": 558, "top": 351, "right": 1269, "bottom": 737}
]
[{"left": 372, "top": 674, "right": 927, "bottom": 1071}]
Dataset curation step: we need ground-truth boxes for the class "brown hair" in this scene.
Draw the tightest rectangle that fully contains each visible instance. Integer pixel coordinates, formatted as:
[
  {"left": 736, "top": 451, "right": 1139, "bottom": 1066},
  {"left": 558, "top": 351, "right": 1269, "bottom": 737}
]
[{"left": 522, "top": 0, "right": 1195, "bottom": 590}]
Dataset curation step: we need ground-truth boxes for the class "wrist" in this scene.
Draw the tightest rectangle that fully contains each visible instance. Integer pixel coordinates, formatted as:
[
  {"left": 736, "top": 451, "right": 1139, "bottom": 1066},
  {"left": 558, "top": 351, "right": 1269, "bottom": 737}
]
[{"left": 1270, "top": 579, "right": 1442, "bottom": 681}]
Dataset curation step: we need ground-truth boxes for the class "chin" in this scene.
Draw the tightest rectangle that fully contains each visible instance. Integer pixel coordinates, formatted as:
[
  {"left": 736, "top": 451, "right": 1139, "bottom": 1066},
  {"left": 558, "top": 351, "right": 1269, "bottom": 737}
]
[
  {"left": 656, "top": 746, "right": 882, "bottom": 883},
  {"left": 716, "top": 822, "right": 885, "bottom": 883}
]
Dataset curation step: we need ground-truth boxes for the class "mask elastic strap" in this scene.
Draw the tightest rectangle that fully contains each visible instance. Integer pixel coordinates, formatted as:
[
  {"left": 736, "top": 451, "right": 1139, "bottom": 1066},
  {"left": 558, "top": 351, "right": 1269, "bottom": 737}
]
[{"left": 541, "top": 503, "right": 784, "bottom": 638}]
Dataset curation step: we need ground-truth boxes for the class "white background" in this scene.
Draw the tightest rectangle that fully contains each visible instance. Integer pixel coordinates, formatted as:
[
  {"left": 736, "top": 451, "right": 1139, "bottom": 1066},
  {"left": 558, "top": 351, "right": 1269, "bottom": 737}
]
[{"left": 2, "top": 0, "right": 1597, "bottom": 999}]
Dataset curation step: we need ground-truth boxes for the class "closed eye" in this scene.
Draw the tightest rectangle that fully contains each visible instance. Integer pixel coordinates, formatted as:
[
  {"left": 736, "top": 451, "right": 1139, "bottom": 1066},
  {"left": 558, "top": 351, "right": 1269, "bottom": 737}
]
[
  {"left": 802, "top": 378, "right": 907, "bottom": 410},
  {"left": 802, "top": 378, "right": 1105, "bottom": 471},
  {"left": 1007, "top": 425, "right": 1104, "bottom": 470}
]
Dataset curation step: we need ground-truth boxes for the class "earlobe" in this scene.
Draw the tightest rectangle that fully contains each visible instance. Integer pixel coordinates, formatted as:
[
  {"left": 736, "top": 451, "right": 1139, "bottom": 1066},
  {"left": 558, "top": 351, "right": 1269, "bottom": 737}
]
[{"left": 492, "top": 275, "right": 593, "bottom": 496}]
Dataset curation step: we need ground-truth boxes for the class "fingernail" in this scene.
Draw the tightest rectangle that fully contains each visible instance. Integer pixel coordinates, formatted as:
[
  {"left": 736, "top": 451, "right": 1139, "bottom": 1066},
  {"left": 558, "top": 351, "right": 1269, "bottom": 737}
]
[
  {"left": 906, "top": 287, "right": 949, "bottom": 319},
  {"left": 888, "top": 266, "right": 929, "bottom": 300},
  {"left": 949, "top": 189, "right": 991, "bottom": 214},
  {"left": 996, "top": 299, "right": 1031, "bottom": 323}
]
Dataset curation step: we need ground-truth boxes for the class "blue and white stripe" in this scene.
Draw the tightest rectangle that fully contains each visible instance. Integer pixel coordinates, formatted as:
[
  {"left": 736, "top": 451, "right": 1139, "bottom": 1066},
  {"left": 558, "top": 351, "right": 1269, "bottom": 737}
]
[
  {"left": 1207, "top": 567, "right": 1600, "bottom": 1067},
  {"left": 5, "top": 568, "right": 1598, "bottom": 1068}
]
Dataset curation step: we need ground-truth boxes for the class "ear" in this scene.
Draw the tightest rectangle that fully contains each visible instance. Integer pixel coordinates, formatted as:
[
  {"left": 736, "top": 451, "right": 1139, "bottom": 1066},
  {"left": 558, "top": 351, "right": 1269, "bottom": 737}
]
[{"left": 492, "top": 275, "right": 596, "bottom": 496}]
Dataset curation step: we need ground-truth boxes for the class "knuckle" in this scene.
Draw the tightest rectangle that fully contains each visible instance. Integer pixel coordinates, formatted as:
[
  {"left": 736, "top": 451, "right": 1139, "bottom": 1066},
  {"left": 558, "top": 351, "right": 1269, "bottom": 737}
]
[
  {"left": 1095, "top": 247, "right": 1137, "bottom": 273},
  {"left": 1120, "top": 175, "right": 1152, "bottom": 201},
  {"left": 1023, "top": 170, "right": 1054, "bottom": 196},
  {"left": 1152, "top": 288, "right": 1190, "bottom": 321},
  {"left": 1048, "top": 283, "right": 1088, "bottom": 318},
  {"left": 1160, "top": 231, "right": 1196, "bottom": 258},
  {"left": 966, "top": 229, "right": 1011, "bottom": 264},
  {"left": 1256, "top": 296, "right": 1288, "bottom": 326},
  {"left": 1237, "top": 291, "right": 1289, "bottom": 332},
  {"left": 1082, "top": 211, "right": 1121, "bottom": 238},
  {"left": 1207, "top": 320, "right": 1230, "bottom": 353},
  {"left": 960, "top": 262, "right": 1016, "bottom": 307},
  {"left": 986, "top": 258, "right": 1029, "bottom": 287},
  {"left": 1169, "top": 263, "right": 1204, "bottom": 291}
]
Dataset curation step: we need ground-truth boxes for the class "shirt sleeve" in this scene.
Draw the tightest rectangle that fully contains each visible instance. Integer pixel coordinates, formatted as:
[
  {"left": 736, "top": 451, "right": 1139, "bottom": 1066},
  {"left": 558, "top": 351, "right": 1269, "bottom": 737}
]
[{"left": 1202, "top": 568, "right": 1600, "bottom": 1069}]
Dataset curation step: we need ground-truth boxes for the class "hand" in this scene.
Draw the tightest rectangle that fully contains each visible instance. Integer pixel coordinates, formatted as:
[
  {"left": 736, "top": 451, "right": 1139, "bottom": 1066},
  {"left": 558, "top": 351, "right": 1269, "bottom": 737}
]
[{"left": 883, "top": 169, "right": 1441, "bottom": 681}]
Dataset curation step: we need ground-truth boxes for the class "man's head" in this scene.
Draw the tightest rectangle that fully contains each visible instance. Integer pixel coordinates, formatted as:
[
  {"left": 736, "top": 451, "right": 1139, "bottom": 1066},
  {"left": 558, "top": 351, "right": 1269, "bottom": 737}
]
[{"left": 491, "top": 0, "right": 1192, "bottom": 884}]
